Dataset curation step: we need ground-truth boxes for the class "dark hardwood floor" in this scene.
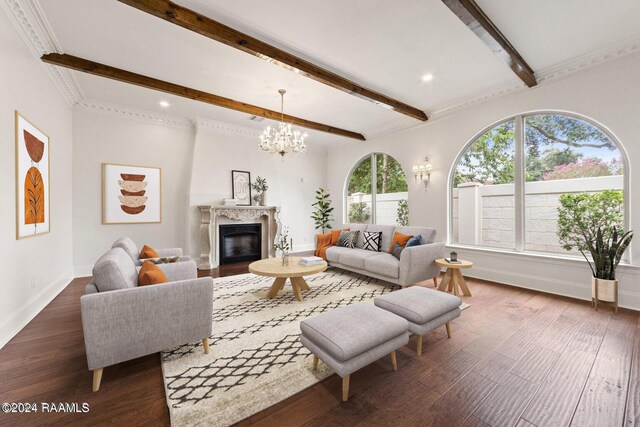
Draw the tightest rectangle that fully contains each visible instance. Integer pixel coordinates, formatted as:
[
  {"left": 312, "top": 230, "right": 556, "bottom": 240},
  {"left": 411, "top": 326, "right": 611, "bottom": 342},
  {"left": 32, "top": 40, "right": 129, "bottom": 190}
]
[{"left": 1, "top": 260, "right": 638, "bottom": 427}]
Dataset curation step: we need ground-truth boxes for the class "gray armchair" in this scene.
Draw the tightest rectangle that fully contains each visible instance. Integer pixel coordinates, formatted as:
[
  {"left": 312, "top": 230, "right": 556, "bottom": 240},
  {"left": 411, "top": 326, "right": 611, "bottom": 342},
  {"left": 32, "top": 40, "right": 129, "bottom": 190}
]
[
  {"left": 112, "top": 236, "right": 191, "bottom": 265},
  {"left": 81, "top": 247, "right": 213, "bottom": 392}
]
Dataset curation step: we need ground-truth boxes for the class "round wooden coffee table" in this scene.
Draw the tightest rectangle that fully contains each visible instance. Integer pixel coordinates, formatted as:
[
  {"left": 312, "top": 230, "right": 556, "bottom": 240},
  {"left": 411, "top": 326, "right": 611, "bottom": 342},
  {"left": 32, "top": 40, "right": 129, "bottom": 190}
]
[
  {"left": 249, "top": 257, "right": 328, "bottom": 301},
  {"left": 435, "top": 258, "right": 473, "bottom": 297}
]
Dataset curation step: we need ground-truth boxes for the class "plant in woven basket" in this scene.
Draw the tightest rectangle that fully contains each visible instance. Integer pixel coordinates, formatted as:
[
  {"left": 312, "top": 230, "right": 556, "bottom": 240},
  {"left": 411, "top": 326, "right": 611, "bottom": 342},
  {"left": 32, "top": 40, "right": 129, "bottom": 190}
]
[
  {"left": 311, "top": 188, "right": 334, "bottom": 233},
  {"left": 557, "top": 191, "right": 631, "bottom": 279}
]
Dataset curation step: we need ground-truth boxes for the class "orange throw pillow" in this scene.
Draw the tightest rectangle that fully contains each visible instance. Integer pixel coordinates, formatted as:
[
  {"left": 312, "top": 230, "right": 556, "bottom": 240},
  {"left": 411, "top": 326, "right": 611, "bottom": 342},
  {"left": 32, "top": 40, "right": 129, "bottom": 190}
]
[
  {"left": 140, "top": 244, "right": 159, "bottom": 259},
  {"left": 138, "top": 261, "right": 168, "bottom": 286},
  {"left": 388, "top": 231, "right": 413, "bottom": 253},
  {"left": 330, "top": 228, "right": 350, "bottom": 245}
]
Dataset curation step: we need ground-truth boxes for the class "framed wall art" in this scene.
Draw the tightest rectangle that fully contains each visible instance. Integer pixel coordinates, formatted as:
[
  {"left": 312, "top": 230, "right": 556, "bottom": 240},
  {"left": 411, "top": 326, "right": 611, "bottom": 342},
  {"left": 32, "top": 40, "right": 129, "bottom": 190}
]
[
  {"left": 232, "top": 170, "right": 251, "bottom": 206},
  {"left": 15, "top": 111, "right": 50, "bottom": 239},
  {"left": 102, "top": 163, "right": 162, "bottom": 224}
]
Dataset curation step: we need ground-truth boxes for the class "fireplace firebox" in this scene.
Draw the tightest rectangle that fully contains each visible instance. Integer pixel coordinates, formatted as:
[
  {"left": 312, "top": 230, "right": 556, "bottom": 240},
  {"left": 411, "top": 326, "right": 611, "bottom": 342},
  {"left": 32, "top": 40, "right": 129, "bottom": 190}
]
[{"left": 219, "top": 223, "right": 262, "bottom": 265}]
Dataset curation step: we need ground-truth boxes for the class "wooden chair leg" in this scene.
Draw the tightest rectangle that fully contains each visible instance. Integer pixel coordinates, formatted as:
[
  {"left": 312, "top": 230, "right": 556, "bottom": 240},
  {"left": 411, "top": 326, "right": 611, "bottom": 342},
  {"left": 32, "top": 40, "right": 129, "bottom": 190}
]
[
  {"left": 445, "top": 322, "right": 452, "bottom": 338},
  {"left": 416, "top": 335, "right": 423, "bottom": 356},
  {"left": 203, "top": 338, "right": 210, "bottom": 354},
  {"left": 390, "top": 351, "right": 398, "bottom": 371},
  {"left": 92, "top": 368, "right": 103, "bottom": 392},
  {"left": 312, "top": 355, "right": 319, "bottom": 371},
  {"left": 342, "top": 375, "right": 350, "bottom": 402},
  {"left": 433, "top": 276, "right": 439, "bottom": 287}
]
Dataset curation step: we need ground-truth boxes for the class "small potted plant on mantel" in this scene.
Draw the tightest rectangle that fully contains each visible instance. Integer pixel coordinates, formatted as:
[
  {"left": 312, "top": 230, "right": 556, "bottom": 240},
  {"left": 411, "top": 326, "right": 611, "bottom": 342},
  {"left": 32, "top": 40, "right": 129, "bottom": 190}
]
[
  {"left": 251, "top": 176, "right": 268, "bottom": 206},
  {"left": 557, "top": 191, "right": 633, "bottom": 312}
]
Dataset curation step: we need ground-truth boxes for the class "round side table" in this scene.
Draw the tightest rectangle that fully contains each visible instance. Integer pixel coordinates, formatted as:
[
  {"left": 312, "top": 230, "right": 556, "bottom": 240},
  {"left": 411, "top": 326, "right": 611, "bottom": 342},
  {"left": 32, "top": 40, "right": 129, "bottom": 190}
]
[{"left": 435, "top": 258, "right": 473, "bottom": 297}]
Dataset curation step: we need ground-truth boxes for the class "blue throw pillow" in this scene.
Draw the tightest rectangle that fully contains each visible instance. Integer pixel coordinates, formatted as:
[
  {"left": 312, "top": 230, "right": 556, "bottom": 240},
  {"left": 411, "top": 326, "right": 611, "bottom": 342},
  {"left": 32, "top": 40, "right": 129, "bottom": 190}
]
[{"left": 405, "top": 235, "right": 423, "bottom": 248}]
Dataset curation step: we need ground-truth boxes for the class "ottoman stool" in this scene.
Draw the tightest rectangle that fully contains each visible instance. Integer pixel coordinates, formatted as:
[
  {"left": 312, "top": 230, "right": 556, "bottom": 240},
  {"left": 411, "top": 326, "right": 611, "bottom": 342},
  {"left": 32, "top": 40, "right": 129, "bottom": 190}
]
[
  {"left": 299, "top": 303, "right": 409, "bottom": 401},
  {"left": 374, "top": 286, "right": 461, "bottom": 356}
]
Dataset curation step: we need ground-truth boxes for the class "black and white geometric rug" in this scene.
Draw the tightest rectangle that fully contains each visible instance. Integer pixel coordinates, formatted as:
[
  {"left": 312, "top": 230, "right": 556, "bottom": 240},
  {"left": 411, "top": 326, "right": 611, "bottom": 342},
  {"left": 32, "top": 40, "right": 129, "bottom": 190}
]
[{"left": 161, "top": 268, "right": 399, "bottom": 427}]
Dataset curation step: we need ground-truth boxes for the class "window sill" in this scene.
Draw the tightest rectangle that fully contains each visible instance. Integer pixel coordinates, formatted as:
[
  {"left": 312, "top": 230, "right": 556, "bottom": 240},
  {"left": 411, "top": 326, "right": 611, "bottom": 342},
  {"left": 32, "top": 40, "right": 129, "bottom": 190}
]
[{"left": 445, "top": 243, "right": 637, "bottom": 272}]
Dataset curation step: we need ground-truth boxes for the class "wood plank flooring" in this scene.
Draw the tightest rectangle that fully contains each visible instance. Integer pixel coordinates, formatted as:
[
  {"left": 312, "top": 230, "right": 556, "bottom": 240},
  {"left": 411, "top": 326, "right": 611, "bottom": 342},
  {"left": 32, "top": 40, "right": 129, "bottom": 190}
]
[{"left": 0, "top": 262, "right": 638, "bottom": 427}]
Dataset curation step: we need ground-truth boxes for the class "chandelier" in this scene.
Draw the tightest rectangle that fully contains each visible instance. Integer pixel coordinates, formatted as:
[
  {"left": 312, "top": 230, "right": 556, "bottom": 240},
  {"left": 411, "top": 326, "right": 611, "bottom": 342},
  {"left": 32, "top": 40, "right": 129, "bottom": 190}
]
[{"left": 259, "top": 89, "right": 307, "bottom": 156}]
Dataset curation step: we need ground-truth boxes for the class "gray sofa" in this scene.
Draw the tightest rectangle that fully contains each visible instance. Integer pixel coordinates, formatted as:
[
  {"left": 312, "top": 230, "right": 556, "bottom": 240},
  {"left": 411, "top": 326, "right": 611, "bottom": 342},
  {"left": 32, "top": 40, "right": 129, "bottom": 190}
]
[
  {"left": 326, "top": 224, "right": 445, "bottom": 287},
  {"left": 112, "top": 236, "right": 191, "bottom": 266},
  {"left": 81, "top": 247, "right": 213, "bottom": 392}
]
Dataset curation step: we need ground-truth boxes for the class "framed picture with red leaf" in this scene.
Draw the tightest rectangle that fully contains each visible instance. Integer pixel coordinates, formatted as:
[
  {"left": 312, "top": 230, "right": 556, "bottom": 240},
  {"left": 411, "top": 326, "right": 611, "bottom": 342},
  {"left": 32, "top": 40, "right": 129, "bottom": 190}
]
[{"left": 15, "top": 111, "right": 50, "bottom": 239}]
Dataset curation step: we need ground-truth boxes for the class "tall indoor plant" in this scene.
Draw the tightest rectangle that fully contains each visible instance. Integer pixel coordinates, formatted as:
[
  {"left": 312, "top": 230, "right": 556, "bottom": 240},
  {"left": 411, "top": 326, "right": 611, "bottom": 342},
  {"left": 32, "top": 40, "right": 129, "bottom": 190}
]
[
  {"left": 557, "top": 190, "right": 632, "bottom": 310},
  {"left": 311, "top": 188, "right": 334, "bottom": 233}
]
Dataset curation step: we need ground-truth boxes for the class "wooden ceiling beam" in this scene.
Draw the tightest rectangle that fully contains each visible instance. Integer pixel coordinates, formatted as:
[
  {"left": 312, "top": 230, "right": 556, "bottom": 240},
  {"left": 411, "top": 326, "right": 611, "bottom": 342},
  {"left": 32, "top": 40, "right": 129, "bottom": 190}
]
[
  {"left": 116, "top": 0, "right": 428, "bottom": 122},
  {"left": 442, "top": 0, "right": 537, "bottom": 87},
  {"left": 41, "top": 53, "right": 366, "bottom": 141}
]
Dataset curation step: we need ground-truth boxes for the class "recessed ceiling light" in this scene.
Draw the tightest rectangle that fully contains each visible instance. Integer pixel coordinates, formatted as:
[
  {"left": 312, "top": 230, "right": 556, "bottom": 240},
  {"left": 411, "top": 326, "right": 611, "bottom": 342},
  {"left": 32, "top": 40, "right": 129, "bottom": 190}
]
[
  {"left": 422, "top": 73, "right": 434, "bottom": 82},
  {"left": 159, "top": 100, "right": 170, "bottom": 108}
]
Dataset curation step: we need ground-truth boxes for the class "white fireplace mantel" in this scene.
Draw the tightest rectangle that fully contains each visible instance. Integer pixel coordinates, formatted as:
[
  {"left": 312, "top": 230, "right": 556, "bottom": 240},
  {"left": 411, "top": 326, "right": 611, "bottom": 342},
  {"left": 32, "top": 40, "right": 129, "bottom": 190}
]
[{"left": 198, "top": 205, "right": 281, "bottom": 270}]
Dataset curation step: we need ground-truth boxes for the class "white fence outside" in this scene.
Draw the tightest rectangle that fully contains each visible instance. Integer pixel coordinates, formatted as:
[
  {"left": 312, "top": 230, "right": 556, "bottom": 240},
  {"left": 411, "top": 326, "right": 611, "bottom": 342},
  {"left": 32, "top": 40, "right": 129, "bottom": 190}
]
[
  {"left": 452, "top": 175, "right": 623, "bottom": 253},
  {"left": 346, "top": 192, "right": 408, "bottom": 226}
]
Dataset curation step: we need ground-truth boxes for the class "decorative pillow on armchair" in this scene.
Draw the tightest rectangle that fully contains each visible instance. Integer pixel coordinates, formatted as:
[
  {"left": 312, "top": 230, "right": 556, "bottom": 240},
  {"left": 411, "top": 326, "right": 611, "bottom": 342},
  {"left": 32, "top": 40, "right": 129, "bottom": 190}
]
[
  {"left": 362, "top": 231, "right": 382, "bottom": 251},
  {"left": 337, "top": 230, "right": 359, "bottom": 248}
]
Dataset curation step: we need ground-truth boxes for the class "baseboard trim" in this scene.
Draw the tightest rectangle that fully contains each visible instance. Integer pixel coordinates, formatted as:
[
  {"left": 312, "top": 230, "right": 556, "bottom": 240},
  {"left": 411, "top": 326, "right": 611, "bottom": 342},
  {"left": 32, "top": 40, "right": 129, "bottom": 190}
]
[
  {"left": 74, "top": 264, "right": 93, "bottom": 278},
  {"left": 466, "top": 266, "right": 640, "bottom": 311},
  {"left": 0, "top": 271, "right": 73, "bottom": 349}
]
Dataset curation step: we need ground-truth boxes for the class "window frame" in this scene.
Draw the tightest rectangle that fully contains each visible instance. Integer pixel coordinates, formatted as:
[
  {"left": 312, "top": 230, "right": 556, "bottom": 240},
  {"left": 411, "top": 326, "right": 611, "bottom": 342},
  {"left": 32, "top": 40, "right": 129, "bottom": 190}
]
[
  {"left": 343, "top": 152, "right": 408, "bottom": 225},
  {"left": 447, "top": 110, "right": 630, "bottom": 260}
]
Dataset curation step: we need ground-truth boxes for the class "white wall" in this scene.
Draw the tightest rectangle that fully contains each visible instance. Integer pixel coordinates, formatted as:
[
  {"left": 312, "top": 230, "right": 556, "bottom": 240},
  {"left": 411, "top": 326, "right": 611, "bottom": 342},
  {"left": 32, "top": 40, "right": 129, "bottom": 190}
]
[
  {"left": 189, "top": 125, "right": 327, "bottom": 256},
  {"left": 72, "top": 109, "right": 195, "bottom": 272},
  {"left": 0, "top": 12, "right": 74, "bottom": 347},
  {"left": 327, "top": 53, "right": 640, "bottom": 309}
]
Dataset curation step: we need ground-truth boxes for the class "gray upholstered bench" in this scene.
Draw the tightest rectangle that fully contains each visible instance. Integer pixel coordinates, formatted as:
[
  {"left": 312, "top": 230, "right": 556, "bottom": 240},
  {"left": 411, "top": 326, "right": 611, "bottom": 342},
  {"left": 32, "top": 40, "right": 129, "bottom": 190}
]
[
  {"left": 299, "top": 303, "right": 409, "bottom": 401},
  {"left": 375, "top": 286, "right": 461, "bottom": 356}
]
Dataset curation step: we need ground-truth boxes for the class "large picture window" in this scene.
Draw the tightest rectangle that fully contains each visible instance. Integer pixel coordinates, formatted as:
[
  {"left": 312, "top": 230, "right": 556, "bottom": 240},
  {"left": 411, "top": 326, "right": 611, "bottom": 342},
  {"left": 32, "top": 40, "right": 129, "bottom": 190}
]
[
  {"left": 345, "top": 153, "right": 408, "bottom": 225},
  {"left": 451, "top": 113, "right": 626, "bottom": 256}
]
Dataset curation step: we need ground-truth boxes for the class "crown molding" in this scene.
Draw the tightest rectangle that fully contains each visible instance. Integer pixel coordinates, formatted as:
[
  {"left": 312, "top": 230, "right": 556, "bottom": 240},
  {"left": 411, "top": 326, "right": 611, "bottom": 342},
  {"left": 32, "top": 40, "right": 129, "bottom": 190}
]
[
  {"left": 194, "top": 117, "right": 262, "bottom": 138},
  {"left": 536, "top": 35, "right": 640, "bottom": 83},
  {"left": 76, "top": 99, "right": 194, "bottom": 129},
  {"left": 1, "top": 0, "right": 84, "bottom": 106},
  {"left": 365, "top": 35, "right": 640, "bottom": 139}
]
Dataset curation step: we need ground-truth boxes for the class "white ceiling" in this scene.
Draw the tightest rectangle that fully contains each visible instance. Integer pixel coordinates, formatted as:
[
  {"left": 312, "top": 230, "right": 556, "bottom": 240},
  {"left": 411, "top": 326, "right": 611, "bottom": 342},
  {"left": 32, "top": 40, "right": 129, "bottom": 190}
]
[{"left": 35, "top": 0, "right": 640, "bottom": 147}]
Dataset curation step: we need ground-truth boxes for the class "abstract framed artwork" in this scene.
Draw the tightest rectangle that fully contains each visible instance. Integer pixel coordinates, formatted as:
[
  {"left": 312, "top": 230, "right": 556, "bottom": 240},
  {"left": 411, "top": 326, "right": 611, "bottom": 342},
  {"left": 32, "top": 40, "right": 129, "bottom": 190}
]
[
  {"left": 102, "top": 163, "right": 162, "bottom": 224},
  {"left": 232, "top": 170, "right": 251, "bottom": 206},
  {"left": 15, "top": 111, "right": 50, "bottom": 239}
]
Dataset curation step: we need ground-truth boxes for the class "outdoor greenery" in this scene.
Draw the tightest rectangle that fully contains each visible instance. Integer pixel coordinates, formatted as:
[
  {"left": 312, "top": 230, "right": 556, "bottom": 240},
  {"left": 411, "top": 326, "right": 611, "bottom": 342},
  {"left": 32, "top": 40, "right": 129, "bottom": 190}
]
[
  {"left": 556, "top": 190, "right": 631, "bottom": 279},
  {"left": 397, "top": 199, "right": 408, "bottom": 226},
  {"left": 454, "top": 115, "right": 621, "bottom": 187},
  {"left": 348, "top": 202, "right": 370, "bottom": 223},
  {"left": 311, "top": 188, "right": 334, "bottom": 233},
  {"left": 348, "top": 154, "right": 408, "bottom": 195}
]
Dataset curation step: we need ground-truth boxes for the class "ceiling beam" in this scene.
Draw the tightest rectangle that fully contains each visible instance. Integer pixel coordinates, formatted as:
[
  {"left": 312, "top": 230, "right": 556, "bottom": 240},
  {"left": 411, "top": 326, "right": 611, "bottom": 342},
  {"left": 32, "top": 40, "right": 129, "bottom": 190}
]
[
  {"left": 116, "top": 0, "right": 428, "bottom": 122},
  {"left": 41, "top": 53, "right": 366, "bottom": 141},
  {"left": 442, "top": 0, "right": 537, "bottom": 87}
]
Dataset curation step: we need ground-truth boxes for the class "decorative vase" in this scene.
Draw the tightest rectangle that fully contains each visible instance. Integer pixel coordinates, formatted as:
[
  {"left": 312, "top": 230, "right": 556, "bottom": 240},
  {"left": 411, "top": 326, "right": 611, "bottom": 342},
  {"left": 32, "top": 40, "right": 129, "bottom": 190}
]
[
  {"left": 281, "top": 251, "right": 289, "bottom": 266},
  {"left": 591, "top": 277, "right": 617, "bottom": 311},
  {"left": 259, "top": 192, "right": 266, "bottom": 206}
]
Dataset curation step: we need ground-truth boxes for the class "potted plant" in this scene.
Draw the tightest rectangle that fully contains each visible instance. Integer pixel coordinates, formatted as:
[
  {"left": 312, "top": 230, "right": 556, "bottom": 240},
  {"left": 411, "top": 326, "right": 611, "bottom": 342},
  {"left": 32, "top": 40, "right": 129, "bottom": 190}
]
[
  {"left": 557, "top": 191, "right": 632, "bottom": 311},
  {"left": 311, "top": 188, "right": 334, "bottom": 233},
  {"left": 275, "top": 226, "right": 292, "bottom": 266},
  {"left": 251, "top": 176, "right": 268, "bottom": 206}
]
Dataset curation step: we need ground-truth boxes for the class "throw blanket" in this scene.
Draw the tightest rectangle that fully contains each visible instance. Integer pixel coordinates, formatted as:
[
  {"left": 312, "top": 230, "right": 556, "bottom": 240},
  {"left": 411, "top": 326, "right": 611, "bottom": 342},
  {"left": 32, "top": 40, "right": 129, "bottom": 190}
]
[
  {"left": 314, "top": 233, "right": 332, "bottom": 260},
  {"left": 314, "top": 228, "right": 350, "bottom": 260}
]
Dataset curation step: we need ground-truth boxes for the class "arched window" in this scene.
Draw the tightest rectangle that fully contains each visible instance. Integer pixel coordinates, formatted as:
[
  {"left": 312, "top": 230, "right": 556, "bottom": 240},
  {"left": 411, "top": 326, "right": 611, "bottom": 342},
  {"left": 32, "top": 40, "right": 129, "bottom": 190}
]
[
  {"left": 345, "top": 153, "right": 408, "bottom": 225},
  {"left": 451, "top": 113, "right": 627, "bottom": 256}
]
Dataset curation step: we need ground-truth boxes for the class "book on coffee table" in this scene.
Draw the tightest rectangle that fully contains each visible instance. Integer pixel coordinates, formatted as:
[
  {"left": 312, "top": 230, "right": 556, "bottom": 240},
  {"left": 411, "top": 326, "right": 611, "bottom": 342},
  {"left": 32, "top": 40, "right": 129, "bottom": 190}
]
[
  {"left": 299, "top": 256, "right": 324, "bottom": 266},
  {"left": 445, "top": 258, "right": 462, "bottom": 264}
]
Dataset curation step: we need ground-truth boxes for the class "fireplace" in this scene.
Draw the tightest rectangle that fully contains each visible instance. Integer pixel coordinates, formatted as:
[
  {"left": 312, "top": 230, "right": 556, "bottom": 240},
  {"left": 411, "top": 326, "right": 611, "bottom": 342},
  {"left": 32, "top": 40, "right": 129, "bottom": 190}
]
[{"left": 219, "top": 223, "right": 262, "bottom": 265}]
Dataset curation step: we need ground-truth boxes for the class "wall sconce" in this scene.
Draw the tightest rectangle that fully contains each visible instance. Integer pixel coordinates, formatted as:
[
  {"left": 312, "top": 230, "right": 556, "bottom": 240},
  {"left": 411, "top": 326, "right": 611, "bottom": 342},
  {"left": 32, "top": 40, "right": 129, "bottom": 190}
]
[{"left": 412, "top": 157, "right": 433, "bottom": 189}]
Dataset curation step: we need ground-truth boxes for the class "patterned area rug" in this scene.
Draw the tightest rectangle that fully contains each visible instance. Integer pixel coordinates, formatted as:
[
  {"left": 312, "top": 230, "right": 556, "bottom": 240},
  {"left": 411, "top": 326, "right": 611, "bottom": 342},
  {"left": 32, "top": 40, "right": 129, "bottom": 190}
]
[{"left": 161, "top": 267, "right": 400, "bottom": 426}]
